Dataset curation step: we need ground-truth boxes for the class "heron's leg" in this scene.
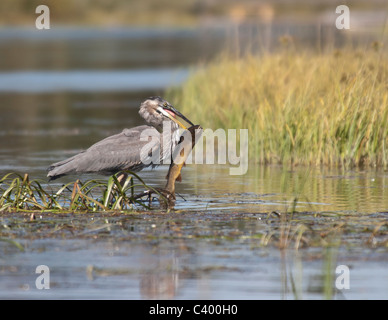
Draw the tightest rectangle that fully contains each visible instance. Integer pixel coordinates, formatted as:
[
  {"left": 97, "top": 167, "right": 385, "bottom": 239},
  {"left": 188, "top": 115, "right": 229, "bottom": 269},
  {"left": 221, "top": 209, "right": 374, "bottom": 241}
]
[{"left": 116, "top": 172, "right": 128, "bottom": 188}]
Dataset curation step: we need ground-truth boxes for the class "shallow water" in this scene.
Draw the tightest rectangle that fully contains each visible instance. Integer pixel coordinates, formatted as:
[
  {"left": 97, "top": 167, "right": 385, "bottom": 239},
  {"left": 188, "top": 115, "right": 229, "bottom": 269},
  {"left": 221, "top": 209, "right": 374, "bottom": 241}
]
[
  {"left": 0, "top": 27, "right": 387, "bottom": 300},
  {"left": 0, "top": 237, "right": 387, "bottom": 300},
  {"left": 1, "top": 211, "right": 388, "bottom": 300}
]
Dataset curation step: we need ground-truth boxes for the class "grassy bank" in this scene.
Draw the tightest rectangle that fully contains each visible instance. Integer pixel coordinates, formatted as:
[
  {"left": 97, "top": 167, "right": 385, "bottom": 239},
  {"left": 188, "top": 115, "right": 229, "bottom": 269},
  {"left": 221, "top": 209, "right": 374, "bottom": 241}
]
[{"left": 172, "top": 48, "right": 388, "bottom": 167}]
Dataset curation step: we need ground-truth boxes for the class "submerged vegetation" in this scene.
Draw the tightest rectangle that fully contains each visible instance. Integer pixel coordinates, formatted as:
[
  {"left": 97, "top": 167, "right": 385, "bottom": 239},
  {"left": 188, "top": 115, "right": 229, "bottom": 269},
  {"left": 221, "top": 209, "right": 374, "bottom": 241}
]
[{"left": 172, "top": 47, "right": 388, "bottom": 168}]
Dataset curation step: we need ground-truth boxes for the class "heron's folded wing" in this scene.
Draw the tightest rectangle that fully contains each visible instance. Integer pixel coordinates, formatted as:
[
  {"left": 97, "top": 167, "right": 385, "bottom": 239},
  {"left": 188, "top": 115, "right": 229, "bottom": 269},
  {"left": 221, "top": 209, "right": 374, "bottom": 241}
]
[
  {"left": 80, "top": 125, "right": 161, "bottom": 173},
  {"left": 47, "top": 125, "right": 161, "bottom": 177}
]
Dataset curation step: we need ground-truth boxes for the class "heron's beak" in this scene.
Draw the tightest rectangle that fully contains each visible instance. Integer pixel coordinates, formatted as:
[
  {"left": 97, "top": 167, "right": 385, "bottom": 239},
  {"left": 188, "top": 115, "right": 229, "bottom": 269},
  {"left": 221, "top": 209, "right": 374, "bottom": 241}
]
[{"left": 158, "top": 106, "right": 194, "bottom": 130}]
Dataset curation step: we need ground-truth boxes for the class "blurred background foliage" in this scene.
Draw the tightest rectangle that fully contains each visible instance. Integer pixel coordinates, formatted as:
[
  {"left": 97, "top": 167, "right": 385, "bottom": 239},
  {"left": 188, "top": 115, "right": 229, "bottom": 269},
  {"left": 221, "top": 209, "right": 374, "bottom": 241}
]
[{"left": 1, "top": 0, "right": 387, "bottom": 27}]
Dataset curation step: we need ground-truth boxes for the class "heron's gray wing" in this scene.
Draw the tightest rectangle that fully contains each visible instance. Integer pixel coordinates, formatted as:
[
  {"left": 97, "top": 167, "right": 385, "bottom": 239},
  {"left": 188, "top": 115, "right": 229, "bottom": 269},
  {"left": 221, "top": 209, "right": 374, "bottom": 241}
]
[{"left": 47, "top": 125, "right": 161, "bottom": 179}]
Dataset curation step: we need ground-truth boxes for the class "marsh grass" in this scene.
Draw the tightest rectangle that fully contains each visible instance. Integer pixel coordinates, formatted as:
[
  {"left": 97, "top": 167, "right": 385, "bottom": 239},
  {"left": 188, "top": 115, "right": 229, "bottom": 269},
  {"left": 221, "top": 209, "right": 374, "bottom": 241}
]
[
  {"left": 0, "top": 172, "right": 159, "bottom": 212},
  {"left": 171, "top": 47, "right": 388, "bottom": 168}
]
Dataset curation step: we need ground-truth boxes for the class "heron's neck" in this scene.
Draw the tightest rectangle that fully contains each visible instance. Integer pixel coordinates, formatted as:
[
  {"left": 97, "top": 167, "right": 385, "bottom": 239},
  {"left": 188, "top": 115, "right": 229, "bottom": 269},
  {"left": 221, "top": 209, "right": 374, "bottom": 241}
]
[
  {"left": 171, "top": 122, "right": 180, "bottom": 143},
  {"left": 159, "top": 121, "right": 180, "bottom": 162},
  {"left": 162, "top": 121, "right": 180, "bottom": 143}
]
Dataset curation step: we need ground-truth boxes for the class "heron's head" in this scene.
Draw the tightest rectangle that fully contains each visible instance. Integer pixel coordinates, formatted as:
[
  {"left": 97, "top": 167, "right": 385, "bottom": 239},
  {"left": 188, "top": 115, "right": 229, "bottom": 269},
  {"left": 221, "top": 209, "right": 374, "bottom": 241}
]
[{"left": 139, "top": 96, "right": 194, "bottom": 130}]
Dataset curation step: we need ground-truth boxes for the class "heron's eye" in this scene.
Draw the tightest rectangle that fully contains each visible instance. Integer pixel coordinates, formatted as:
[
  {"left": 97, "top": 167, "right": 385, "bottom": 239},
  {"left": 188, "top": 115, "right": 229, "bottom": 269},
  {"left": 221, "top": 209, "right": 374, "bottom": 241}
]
[{"left": 163, "top": 102, "right": 168, "bottom": 107}]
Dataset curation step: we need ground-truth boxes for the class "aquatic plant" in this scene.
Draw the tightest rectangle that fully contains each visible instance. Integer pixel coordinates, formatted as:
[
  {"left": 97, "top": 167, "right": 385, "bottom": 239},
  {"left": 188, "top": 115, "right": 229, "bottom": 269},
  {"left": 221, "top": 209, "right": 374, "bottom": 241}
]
[
  {"left": 0, "top": 172, "right": 158, "bottom": 212},
  {"left": 171, "top": 47, "right": 388, "bottom": 168}
]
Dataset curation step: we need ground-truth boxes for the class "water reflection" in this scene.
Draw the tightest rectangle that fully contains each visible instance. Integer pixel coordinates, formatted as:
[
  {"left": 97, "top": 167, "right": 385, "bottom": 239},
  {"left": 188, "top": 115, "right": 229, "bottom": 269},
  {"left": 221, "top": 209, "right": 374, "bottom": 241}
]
[
  {"left": 171, "top": 164, "right": 388, "bottom": 214},
  {"left": 1, "top": 231, "right": 387, "bottom": 299},
  {"left": 140, "top": 254, "right": 180, "bottom": 299}
]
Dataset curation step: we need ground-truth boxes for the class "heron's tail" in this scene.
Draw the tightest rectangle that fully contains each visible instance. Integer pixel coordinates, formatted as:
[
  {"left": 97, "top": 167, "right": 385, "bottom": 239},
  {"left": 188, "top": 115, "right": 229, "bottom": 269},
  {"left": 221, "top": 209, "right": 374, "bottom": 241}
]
[{"left": 46, "top": 154, "right": 81, "bottom": 181}]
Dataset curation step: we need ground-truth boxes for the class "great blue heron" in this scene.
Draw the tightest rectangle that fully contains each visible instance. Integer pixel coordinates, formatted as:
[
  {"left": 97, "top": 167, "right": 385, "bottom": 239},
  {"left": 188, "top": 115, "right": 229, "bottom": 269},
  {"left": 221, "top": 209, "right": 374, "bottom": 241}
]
[{"left": 47, "top": 96, "right": 194, "bottom": 182}]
